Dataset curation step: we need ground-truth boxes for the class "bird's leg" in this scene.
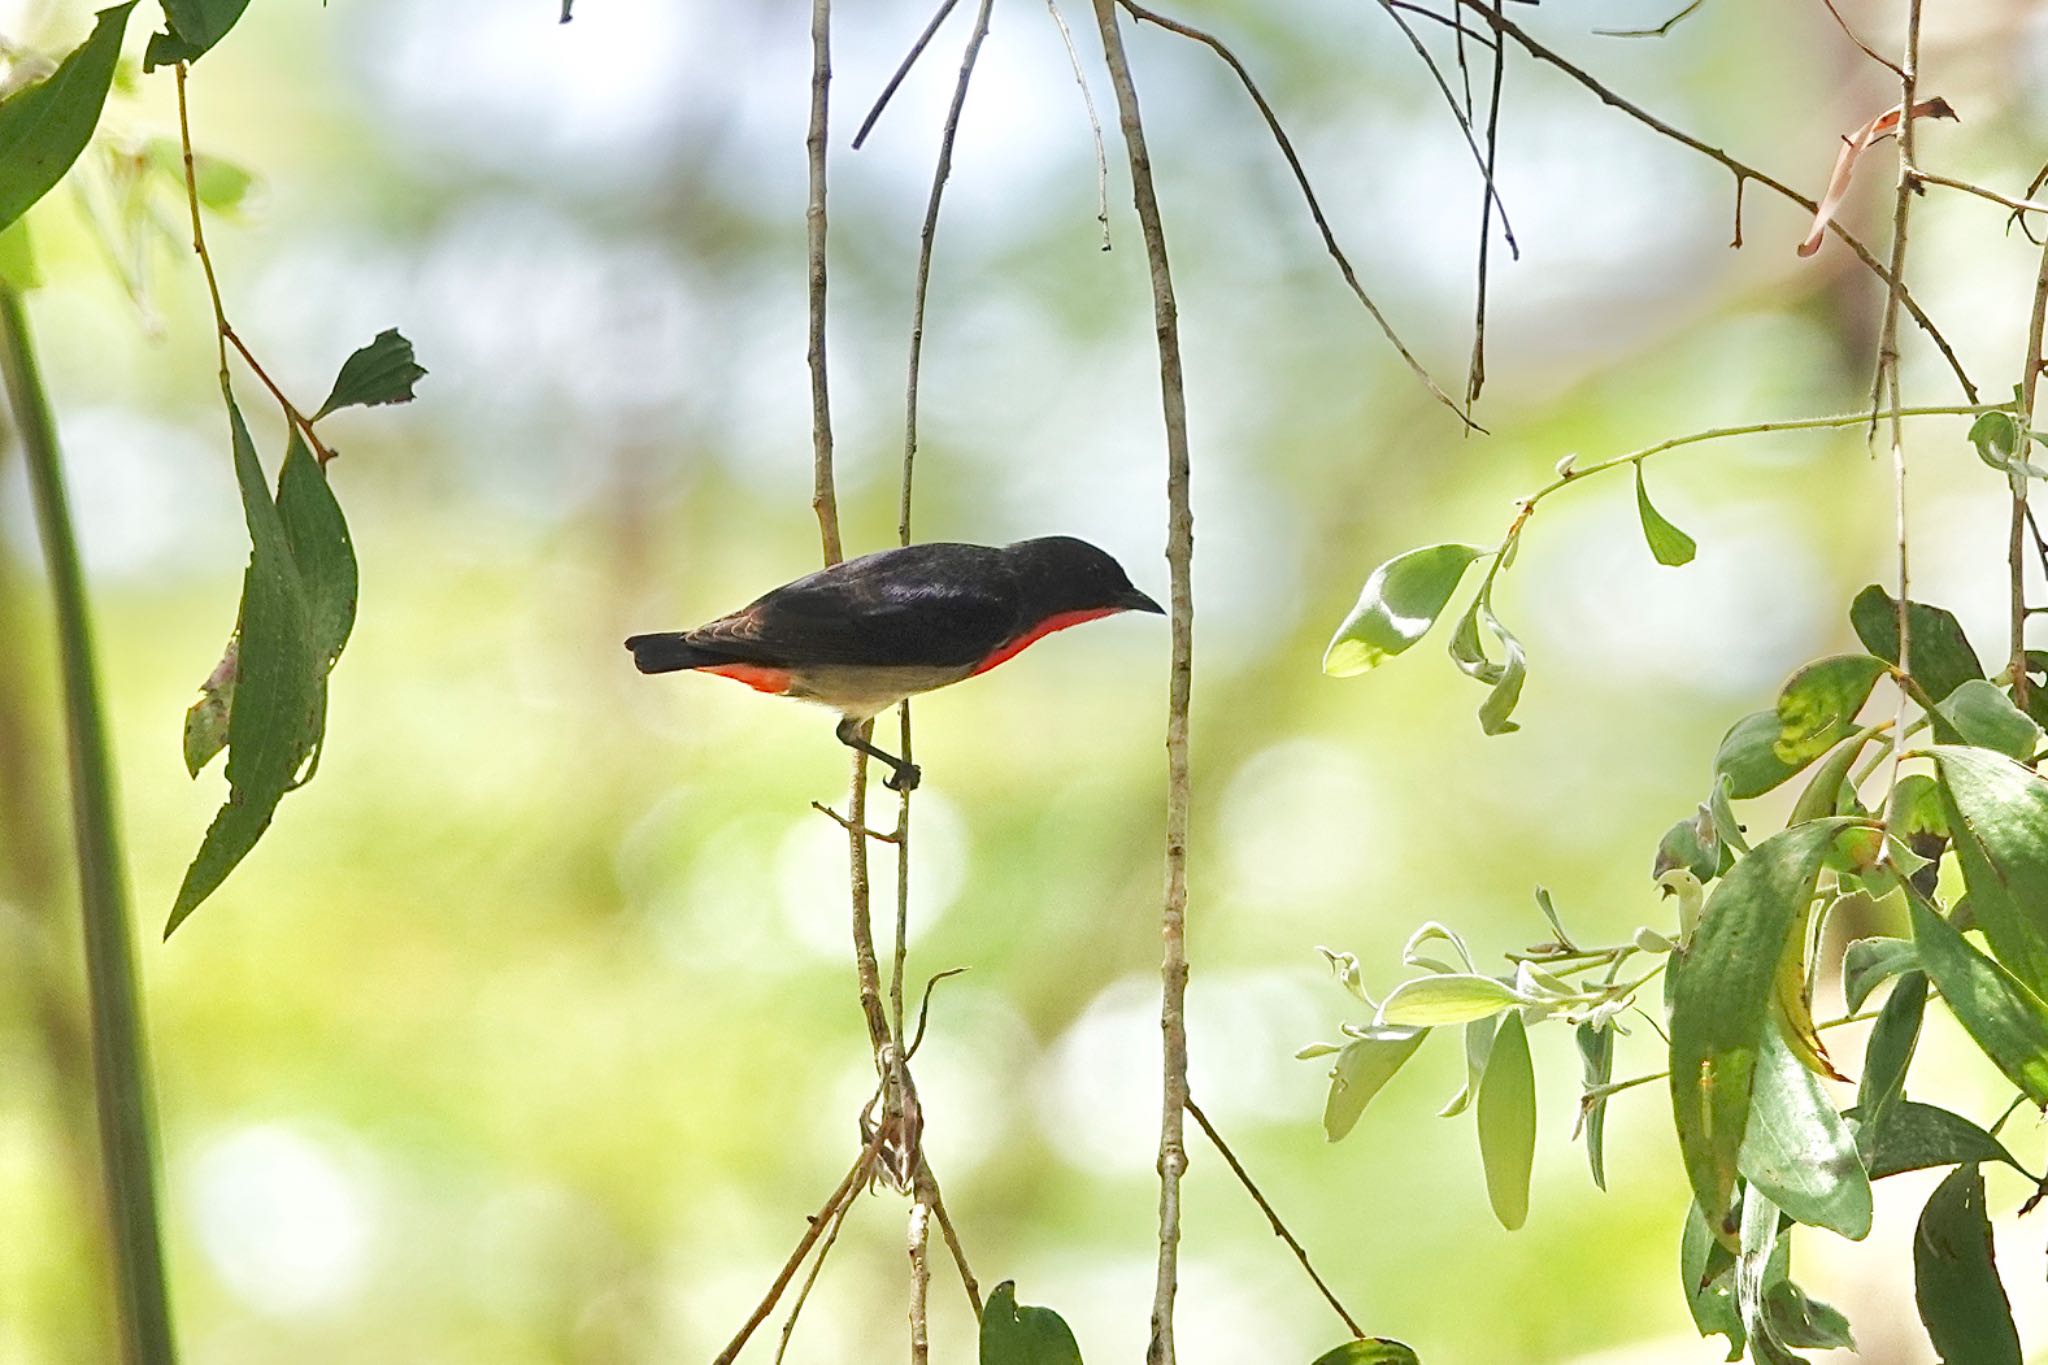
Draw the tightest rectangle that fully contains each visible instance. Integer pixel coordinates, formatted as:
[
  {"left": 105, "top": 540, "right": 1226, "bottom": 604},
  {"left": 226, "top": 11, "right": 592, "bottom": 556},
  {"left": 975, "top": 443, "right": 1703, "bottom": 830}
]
[{"left": 835, "top": 717, "right": 922, "bottom": 792}]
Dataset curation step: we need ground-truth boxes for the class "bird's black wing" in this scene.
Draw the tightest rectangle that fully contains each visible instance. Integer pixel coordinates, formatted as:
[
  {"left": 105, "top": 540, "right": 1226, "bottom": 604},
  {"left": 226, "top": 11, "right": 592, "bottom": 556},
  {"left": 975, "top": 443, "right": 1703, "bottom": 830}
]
[{"left": 688, "top": 543, "right": 1021, "bottom": 669}]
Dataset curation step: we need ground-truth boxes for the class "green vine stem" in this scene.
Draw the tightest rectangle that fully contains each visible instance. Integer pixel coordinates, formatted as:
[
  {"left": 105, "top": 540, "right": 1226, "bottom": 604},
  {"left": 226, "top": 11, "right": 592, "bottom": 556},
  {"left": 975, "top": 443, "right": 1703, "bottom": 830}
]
[{"left": 0, "top": 281, "right": 178, "bottom": 1364}]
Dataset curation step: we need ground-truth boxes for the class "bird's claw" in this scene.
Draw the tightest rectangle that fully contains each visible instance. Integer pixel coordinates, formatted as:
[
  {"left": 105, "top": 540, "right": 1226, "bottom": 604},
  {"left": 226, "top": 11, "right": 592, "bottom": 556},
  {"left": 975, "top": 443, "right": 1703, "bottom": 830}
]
[{"left": 885, "top": 763, "right": 923, "bottom": 793}]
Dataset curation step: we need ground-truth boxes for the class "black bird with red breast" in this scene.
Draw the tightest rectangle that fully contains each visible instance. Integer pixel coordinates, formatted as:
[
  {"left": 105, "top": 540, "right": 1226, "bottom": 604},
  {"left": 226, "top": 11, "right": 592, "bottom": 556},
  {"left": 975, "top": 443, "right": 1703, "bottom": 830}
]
[{"left": 625, "top": 536, "right": 1163, "bottom": 791}]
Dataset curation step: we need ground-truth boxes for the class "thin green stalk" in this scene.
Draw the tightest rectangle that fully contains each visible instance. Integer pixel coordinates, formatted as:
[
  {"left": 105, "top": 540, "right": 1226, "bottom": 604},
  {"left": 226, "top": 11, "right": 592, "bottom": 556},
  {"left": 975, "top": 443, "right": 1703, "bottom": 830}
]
[{"left": 0, "top": 282, "right": 177, "bottom": 1365}]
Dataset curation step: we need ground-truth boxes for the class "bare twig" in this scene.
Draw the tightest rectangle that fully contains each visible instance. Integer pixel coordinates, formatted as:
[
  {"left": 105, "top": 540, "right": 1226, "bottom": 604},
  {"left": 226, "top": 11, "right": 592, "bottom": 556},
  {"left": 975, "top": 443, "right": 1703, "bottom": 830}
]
[
  {"left": 713, "top": 1128, "right": 887, "bottom": 1365},
  {"left": 1467, "top": 0, "right": 1506, "bottom": 408},
  {"left": 1905, "top": 166, "right": 2048, "bottom": 220},
  {"left": 907, "top": 967, "right": 969, "bottom": 1059},
  {"left": 907, "top": 1200, "right": 933, "bottom": 1365},
  {"left": 806, "top": 0, "right": 843, "bottom": 567},
  {"left": 1045, "top": 0, "right": 1113, "bottom": 249},
  {"left": 811, "top": 800, "right": 901, "bottom": 843},
  {"left": 1114, "top": 0, "right": 1476, "bottom": 428},
  {"left": 1818, "top": 0, "right": 1905, "bottom": 77},
  {"left": 2009, "top": 236, "right": 2048, "bottom": 711},
  {"left": 1090, "top": 5, "right": 1194, "bottom": 1360},
  {"left": 1594, "top": 0, "right": 1703, "bottom": 39},
  {"left": 771, "top": 1181, "right": 861, "bottom": 1365},
  {"left": 928, "top": 1175, "right": 984, "bottom": 1319},
  {"left": 1185, "top": 1097, "right": 1366, "bottom": 1339},
  {"left": 1370, "top": 0, "right": 1518, "bottom": 259},
  {"left": 1453, "top": 0, "right": 1978, "bottom": 403},
  {"left": 1386, "top": 1, "right": 1496, "bottom": 49},
  {"left": 854, "top": 0, "right": 965, "bottom": 150}
]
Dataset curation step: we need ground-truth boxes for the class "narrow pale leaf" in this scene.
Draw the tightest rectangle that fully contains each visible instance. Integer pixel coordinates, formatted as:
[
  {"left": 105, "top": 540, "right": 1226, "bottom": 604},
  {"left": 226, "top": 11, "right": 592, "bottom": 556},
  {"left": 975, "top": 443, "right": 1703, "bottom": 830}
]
[
  {"left": 1323, "top": 1027, "right": 1427, "bottom": 1141},
  {"left": 1476, "top": 1010, "right": 1535, "bottom": 1231},
  {"left": 1378, "top": 974, "right": 1526, "bottom": 1027},
  {"left": 1577, "top": 1021, "right": 1614, "bottom": 1190}
]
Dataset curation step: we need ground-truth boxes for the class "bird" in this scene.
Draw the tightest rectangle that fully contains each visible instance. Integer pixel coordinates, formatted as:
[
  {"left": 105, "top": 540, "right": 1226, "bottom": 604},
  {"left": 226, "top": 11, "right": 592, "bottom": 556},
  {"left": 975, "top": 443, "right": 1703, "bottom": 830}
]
[{"left": 625, "top": 536, "right": 1164, "bottom": 791}]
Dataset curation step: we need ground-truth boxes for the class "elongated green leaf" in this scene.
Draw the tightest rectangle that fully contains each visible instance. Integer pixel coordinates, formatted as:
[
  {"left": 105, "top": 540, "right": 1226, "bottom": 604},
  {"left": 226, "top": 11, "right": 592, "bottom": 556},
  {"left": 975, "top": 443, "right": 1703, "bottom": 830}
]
[
  {"left": 0, "top": 3, "right": 138, "bottom": 232},
  {"left": 1324, "top": 544, "right": 1483, "bottom": 676},
  {"left": 1935, "top": 680, "right": 2043, "bottom": 760},
  {"left": 1909, "top": 889, "right": 2048, "bottom": 1105},
  {"left": 1787, "top": 729, "right": 1870, "bottom": 827},
  {"left": 1634, "top": 464, "right": 1697, "bottom": 566},
  {"left": 1577, "top": 1020, "right": 1613, "bottom": 1190},
  {"left": 1474, "top": 603, "right": 1526, "bottom": 735},
  {"left": 314, "top": 328, "right": 428, "bottom": 419},
  {"left": 1439, "top": 1015, "right": 1495, "bottom": 1118},
  {"left": 1308, "top": 1344, "right": 1419, "bottom": 1365},
  {"left": 1378, "top": 974, "right": 1526, "bottom": 1027},
  {"left": 1846, "top": 1099, "right": 2020, "bottom": 1179},
  {"left": 1851, "top": 585, "right": 1985, "bottom": 705},
  {"left": 1669, "top": 819, "right": 1853, "bottom": 1233},
  {"left": 276, "top": 430, "right": 358, "bottom": 667},
  {"left": 1933, "top": 746, "right": 2048, "bottom": 991},
  {"left": 1735, "top": 1186, "right": 1801, "bottom": 1365},
  {"left": 1737, "top": 1026, "right": 1871, "bottom": 1239},
  {"left": 1716, "top": 710, "right": 1837, "bottom": 800},
  {"left": 1323, "top": 1027, "right": 1427, "bottom": 1141},
  {"left": 143, "top": 0, "right": 252, "bottom": 70},
  {"left": 1774, "top": 656, "right": 1885, "bottom": 765},
  {"left": 981, "top": 1282, "right": 1084, "bottom": 1365},
  {"left": 1914, "top": 1165, "right": 2020, "bottom": 1365},
  {"left": 1857, "top": 969, "right": 1925, "bottom": 1129},
  {"left": 1842, "top": 936, "right": 1918, "bottom": 1012},
  {"left": 168, "top": 399, "right": 325, "bottom": 934},
  {"left": 1476, "top": 1010, "right": 1535, "bottom": 1231},
  {"left": 1682, "top": 1202, "right": 1745, "bottom": 1360}
]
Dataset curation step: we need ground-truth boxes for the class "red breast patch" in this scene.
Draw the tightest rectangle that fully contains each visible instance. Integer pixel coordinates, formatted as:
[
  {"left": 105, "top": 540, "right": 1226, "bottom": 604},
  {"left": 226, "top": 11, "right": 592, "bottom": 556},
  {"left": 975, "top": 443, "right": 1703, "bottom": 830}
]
[{"left": 970, "top": 607, "right": 1119, "bottom": 677}]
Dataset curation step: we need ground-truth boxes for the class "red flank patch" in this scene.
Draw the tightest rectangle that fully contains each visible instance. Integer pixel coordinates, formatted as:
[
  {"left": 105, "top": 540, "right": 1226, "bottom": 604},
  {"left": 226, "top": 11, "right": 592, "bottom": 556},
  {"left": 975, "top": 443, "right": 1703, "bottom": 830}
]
[{"left": 703, "top": 662, "right": 794, "bottom": 694}]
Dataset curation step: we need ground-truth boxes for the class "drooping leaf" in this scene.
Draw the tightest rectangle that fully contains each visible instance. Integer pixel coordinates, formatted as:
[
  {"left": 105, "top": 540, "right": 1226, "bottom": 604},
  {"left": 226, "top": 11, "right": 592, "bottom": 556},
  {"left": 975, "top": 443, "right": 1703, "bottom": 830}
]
[
  {"left": 1325, "top": 543, "right": 1481, "bottom": 676},
  {"left": 1716, "top": 710, "right": 1836, "bottom": 800},
  {"left": 1850, "top": 585, "right": 1984, "bottom": 705},
  {"left": 980, "top": 1282, "right": 1084, "bottom": 1365},
  {"left": 1682, "top": 1202, "right": 1746, "bottom": 1360},
  {"left": 276, "top": 430, "right": 358, "bottom": 667},
  {"left": 143, "top": 0, "right": 253, "bottom": 70},
  {"left": 1797, "top": 98, "right": 1958, "bottom": 258},
  {"left": 1846, "top": 1099, "right": 2020, "bottom": 1180},
  {"left": 182, "top": 637, "right": 236, "bottom": 776},
  {"left": 1842, "top": 936, "right": 1918, "bottom": 1012},
  {"left": 1856, "top": 969, "right": 1925, "bottom": 1129},
  {"left": 1734, "top": 1186, "right": 1803, "bottom": 1365},
  {"left": 1307, "top": 1342, "right": 1421, "bottom": 1365},
  {"left": 1914, "top": 1165, "right": 2021, "bottom": 1365},
  {"left": 1932, "top": 745, "right": 2048, "bottom": 991},
  {"left": 0, "top": 3, "right": 138, "bottom": 232},
  {"left": 1770, "top": 885, "right": 1841, "bottom": 1081},
  {"left": 1934, "top": 680, "right": 2043, "bottom": 761},
  {"left": 1323, "top": 1027, "right": 1427, "bottom": 1141},
  {"left": 1669, "top": 819, "right": 1854, "bottom": 1234},
  {"left": 1378, "top": 974, "right": 1526, "bottom": 1027},
  {"left": 168, "top": 398, "right": 325, "bottom": 935},
  {"left": 1736, "top": 1026, "right": 1871, "bottom": 1239},
  {"left": 1970, "top": 411, "right": 2022, "bottom": 470},
  {"left": 1764, "top": 1279, "right": 1854, "bottom": 1352},
  {"left": 1476, "top": 1010, "right": 1535, "bottom": 1231},
  {"left": 1438, "top": 1015, "right": 1496, "bottom": 1118},
  {"left": 314, "top": 328, "right": 428, "bottom": 420},
  {"left": 1787, "top": 728, "right": 1871, "bottom": 828},
  {"left": 1774, "top": 656, "right": 1886, "bottom": 766},
  {"left": 1473, "top": 602, "right": 1526, "bottom": 736},
  {"left": 1908, "top": 888, "right": 2048, "bottom": 1105},
  {"left": 1634, "top": 464, "right": 1697, "bottom": 566},
  {"left": 1576, "top": 1020, "right": 1614, "bottom": 1190}
]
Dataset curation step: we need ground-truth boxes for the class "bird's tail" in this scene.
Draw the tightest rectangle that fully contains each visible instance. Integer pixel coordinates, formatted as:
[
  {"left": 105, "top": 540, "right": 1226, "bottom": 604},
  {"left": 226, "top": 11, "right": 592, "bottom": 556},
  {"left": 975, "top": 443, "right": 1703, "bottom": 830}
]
[{"left": 624, "top": 632, "right": 721, "bottom": 674}]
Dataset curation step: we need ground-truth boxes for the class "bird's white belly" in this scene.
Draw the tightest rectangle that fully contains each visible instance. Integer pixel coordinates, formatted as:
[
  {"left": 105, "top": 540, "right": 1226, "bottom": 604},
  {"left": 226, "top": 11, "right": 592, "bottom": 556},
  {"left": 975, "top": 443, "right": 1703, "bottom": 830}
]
[{"left": 785, "top": 664, "right": 976, "bottom": 719}]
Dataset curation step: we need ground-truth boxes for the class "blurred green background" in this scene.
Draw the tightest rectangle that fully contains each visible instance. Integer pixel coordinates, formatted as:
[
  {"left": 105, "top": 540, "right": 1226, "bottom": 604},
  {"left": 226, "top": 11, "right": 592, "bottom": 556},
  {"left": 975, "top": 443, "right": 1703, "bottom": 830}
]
[{"left": 3, "top": 0, "right": 2048, "bottom": 1360}]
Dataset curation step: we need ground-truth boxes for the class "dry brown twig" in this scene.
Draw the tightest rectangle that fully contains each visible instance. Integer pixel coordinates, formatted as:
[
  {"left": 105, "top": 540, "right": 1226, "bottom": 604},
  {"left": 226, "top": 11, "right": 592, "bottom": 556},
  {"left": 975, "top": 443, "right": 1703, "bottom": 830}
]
[
  {"left": 1089, "top": 3, "right": 1194, "bottom": 1360},
  {"left": 1467, "top": 0, "right": 1507, "bottom": 408},
  {"left": 1818, "top": 0, "right": 1905, "bottom": 77},
  {"left": 1113, "top": 0, "right": 1477, "bottom": 429},
  {"left": 1594, "top": 0, "right": 1703, "bottom": 40},
  {"left": 1045, "top": 0, "right": 1113, "bottom": 249}
]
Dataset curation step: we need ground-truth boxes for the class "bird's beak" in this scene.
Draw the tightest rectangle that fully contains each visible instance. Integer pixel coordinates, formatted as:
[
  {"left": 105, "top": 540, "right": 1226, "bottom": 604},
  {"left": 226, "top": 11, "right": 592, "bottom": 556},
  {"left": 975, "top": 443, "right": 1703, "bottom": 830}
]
[{"left": 1119, "top": 588, "right": 1166, "bottom": 615}]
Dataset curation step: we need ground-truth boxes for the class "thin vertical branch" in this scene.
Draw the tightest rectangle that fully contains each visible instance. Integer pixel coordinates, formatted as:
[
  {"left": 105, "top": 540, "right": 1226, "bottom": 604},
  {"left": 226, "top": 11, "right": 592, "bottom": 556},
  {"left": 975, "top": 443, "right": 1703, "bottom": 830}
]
[
  {"left": 807, "top": 0, "right": 843, "bottom": 568},
  {"left": 1467, "top": 0, "right": 1505, "bottom": 408},
  {"left": 0, "top": 281, "right": 179, "bottom": 1365},
  {"left": 907, "top": 1200, "right": 933, "bottom": 1364},
  {"left": 1089, "top": 5, "right": 1194, "bottom": 1361},
  {"left": 2011, "top": 236, "right": 2048, "bottom": 712},
  {"left": 1874, "top": 0, "right": 1922, "bottom": 786},
  {"left": 1046, "top": 0, "right": 1113, "bottom": 250}
]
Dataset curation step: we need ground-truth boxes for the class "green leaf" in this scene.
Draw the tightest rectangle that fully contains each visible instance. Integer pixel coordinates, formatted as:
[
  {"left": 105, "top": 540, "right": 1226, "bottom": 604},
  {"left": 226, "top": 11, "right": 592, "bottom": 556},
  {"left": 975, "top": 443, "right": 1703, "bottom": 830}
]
[
  {"left": 314, "top": 328, "right": 428, "bottom": 420},
  {"left": 1764, "top": 1280, "right": 1854, "bottom": 1352},
  {"left": 980, "top": 1282, "right": 1084, "bottom": 1365},
  {"left": 1774, "top": 655, "right": 1885, "bottom": 765},
  {"left": 1933, "top": 745, "right": 2048, "bottom": 990},
  {"left": 1682, "top": 1202, "right": 1745, "bottom": 1360},
  {"left": 0, "top": 3, "right": 138, "bottom": 232},
  {"left": 1438, "top": 1015, "right": 1495, "bottom": 1118},
  {"left": 1787, "top": 727, "right": 1872, "bottom": 826},
  {"left": 1377, "top": 974, "right": 1526, "bottom": 1027},
  {"left": 142, "top": 136, "right": 255, "bottom": 211},
  {"left": 1887, "top": 773, "right": 1948, "bottom": 841},
  {"left": 1576, "top": 1020, "right": 1614, "bottom": 1190},
  {"left": 1736, "top": 1026, "right": 1872, "bottom": 1239},
  {"left": 276, "top": 430, "right": 358, "bottom": 667},
  {"left": 1908, "top": 887, "right": 2048, "bottom": 1105},
  {"left": 182, "top": 638, "right": 236, "bottom": 776},
  {"left": 1326, "top": 544, "right": 1482, "bottom": 677},
  {"left": 1847, "top": 1099, "right": 2020, "bottom": 1180},
  {"left": 1634, "top": 464, "right": 1697, "bottom": 566},
  {"left": 1856, "top": 969, "right": 1925, "bottom": 1128},
  {"left": 1935, "top": 680, "right": 2043, "bottom": 760},
  {"left": 168, "top": 398, "right": 325, "bottom": 935},
  {"left": 1716, "top": 710, "right": 1834, "bottom": 800},
  {"left": 0, "top": 219, "right": 40, "bottom": 291},
  {"left": 1473, "top": 603, "right": 1526, "bottom": 736},
  {"left": 1668, "top": 819, "right": 1854, "bottom": 1233},
  {"left": 1850, "top": 585, "right": 1985, "bottom": 705},
  {"left": 1308, "top": 1344, "right": 1420, "bottom": 1365},
  {"left": 1735, "top": 1186, "right": 1800, "bottom": 1365},
  {"left": 1842, "top": 936, "right": 1918, "bottom": 1012},
  {"left": 1656, "top": 809, "right": 1721, "bottom": 883},
  {"left": 1322, "top": 1027, "right": 1427, "bottom": 1141},
  {"left": 1476, "top": 1010, "right": 1535, "bottom": 1231},
  {"left": 1969, "top": 411, "right": 2027, "bottom": 473},
  {"left": 143, "top": 0, "right": 253, "bottom": 70},
  {"left": 1914, "top": 1165, "right": 2021, "bottom": 1365}
]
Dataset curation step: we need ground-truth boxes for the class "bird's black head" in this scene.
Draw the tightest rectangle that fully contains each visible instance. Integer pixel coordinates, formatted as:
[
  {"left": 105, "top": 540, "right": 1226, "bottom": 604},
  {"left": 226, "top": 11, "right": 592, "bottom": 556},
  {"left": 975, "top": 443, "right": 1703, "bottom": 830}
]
[{"left": 1003, "top": 536, "right": 1164, "bottom": 621}]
